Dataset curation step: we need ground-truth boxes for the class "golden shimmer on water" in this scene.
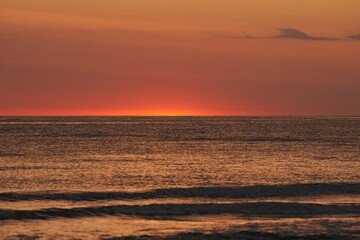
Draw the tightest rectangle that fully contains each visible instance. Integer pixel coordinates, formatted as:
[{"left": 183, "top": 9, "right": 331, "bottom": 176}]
[{"left": 0, "top": 117, "right": 359, "bottom": 239}]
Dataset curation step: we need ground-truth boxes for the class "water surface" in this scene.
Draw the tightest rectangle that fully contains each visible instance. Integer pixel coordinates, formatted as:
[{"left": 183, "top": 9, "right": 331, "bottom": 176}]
[{"left": 0, "top": 117, "right": 359, "bottom": 239}]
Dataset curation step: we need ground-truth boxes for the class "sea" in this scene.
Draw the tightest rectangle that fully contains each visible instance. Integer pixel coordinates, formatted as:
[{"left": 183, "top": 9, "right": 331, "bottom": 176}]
[{"left": 0, "top": 116, "right": 359, "bottom": 239}]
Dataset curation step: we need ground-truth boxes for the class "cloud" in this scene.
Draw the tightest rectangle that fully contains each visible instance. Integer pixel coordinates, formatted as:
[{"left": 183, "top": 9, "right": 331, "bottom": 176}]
[
  {"left": 347, "top": 34, "right": 360, "bottom": 40},
  {"left": 204, "top": 28, "right": 340, "bottom": 41},
  {"left": 204, "top": 28, "right": 360, "bottom": 41},
  {"left": 202, "top": 31, "right": 259, "bottom": 39},
  {"left": 273, "top": 28, "right": 337, "bottom": 41}
]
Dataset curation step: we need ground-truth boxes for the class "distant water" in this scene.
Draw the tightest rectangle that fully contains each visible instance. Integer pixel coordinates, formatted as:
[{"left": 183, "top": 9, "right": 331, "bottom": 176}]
[{"left": 0, "top": 117, "right": 359, "bottom": 239}]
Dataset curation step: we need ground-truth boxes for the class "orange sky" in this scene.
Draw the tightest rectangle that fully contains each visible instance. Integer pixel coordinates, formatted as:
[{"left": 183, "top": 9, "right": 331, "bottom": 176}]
[{"left": 1, "top": 0, "right": 360, "bottom": 115}]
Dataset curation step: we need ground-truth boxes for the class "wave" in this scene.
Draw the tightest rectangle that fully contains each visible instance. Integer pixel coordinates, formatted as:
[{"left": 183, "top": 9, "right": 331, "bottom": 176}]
[
  {"left": 101, "top": 230, "right": 359, "bottom": 240},
  {"left": 13, "top": 231, "right": 359, "bottom": 240},
  {"left": 1, "top": 183, "right": 359, "bottom": 202},
  {"left": 160, "top": 136, "right": 359, "bottom": 144},
  {"left": 0, "top": 166, "right": 52, "bottom": 171},
  {"left": 156, "top": 136, "right": 307, "bottom": 142},
  {"left": 0, "top": 202, "right": 359, "bottom": 221},
  {"left": 0, "top": 153, "right": 25, "bottom": 157}
]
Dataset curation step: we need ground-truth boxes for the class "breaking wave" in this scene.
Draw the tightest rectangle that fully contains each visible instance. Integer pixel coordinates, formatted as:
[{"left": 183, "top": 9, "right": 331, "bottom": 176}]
[
  {"left": 101, "top": 230, "right": 359, "bottom": 240},
  {"left": 1, "top": 183, "right": 358, "bottom": 202},
  {"left": 0, "top": 202, "right": 359, "bottom": 221}
]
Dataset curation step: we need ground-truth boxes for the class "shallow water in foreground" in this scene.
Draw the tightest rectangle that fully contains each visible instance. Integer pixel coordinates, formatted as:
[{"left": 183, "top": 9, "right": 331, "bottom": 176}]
[{"left": 0, "top": 117, "right": 359, "bottom": 239}]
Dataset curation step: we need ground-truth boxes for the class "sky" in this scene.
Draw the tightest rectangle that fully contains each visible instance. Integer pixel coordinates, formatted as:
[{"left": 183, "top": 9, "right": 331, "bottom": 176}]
[{"left": 1, "top": 0, "right": 360, "bottom": 116}]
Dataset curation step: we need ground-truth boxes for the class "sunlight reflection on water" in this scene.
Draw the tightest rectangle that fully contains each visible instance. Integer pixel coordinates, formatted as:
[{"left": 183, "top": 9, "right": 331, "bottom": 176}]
[{"left": 0, "top": 117, "right": 359, "bottom": 239}]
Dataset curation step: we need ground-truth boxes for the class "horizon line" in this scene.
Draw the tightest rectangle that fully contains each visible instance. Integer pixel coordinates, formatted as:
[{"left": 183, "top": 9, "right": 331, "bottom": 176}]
[{"left": 0, "top": 115, "right": 359, "bottom": 118}]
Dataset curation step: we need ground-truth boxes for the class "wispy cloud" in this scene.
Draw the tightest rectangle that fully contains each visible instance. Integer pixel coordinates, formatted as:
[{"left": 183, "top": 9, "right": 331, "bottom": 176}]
[
  {"left": 205, "top": 28, "right": 345, "bottom": 41},
  {"left": 202, "top": 31, "right": 256, "bottom": 39},
  {"left": 273, "top": 28, "right": 337, "bottom": 41},
  {"left": 347, "top": 34, "right": 360, "bottom": 40}
]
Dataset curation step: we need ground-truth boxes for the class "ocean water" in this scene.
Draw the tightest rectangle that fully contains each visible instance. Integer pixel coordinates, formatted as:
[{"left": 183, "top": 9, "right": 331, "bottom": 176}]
[{"left": 0, "top": 116, "right": 359, "bottom": 239}]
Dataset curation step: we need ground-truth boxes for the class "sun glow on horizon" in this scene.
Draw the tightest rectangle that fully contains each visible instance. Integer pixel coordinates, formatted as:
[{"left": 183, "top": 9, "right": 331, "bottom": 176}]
[{"left": 0, "top": 107, "right": 249, "bottom": 117}]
